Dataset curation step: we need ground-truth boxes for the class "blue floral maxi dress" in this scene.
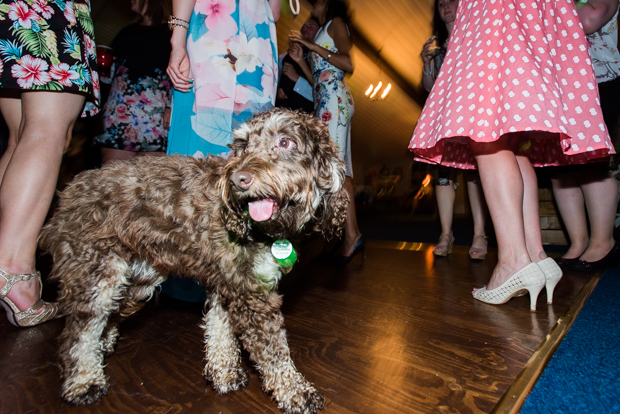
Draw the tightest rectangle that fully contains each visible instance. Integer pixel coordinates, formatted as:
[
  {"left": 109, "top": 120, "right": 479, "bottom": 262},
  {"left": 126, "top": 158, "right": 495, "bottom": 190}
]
[
  {"left": 167, "top": 0, "right": 278, "bottom": 158},
  {"left": 311, "top": 20, "right": 354, "bottom": 177},
  {"left": 162, "top": 0, "right": 278, "bottom": 302},
  {"left": 92, "top": 23, "right": 172, "bottom": 152},
  {"left": 0, "top": 0, "right": 100, "bottom": 116}
]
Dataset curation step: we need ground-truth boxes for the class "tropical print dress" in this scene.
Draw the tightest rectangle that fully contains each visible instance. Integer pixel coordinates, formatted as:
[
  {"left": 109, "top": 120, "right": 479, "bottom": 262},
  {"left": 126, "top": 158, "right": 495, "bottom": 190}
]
[
  {"left": 0, "top": 0, "right": 100, "bottom": 116},
  {"left": 93, "top": 23, "right": 172, "bottom": 152},
  {"left": 311, "top": 20, "right": 354, "bottom": 177},
  {"left": 167, "top": 0, "right": 278, "bottom": 158},
  {"left": 162, "top": 0, "right": 278, "bottom": 302}
]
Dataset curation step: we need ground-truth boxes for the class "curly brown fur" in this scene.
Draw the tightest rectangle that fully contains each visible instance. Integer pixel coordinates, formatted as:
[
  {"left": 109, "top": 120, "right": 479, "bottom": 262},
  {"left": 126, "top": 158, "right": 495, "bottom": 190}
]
[{"left": 39, "top": 108, "right": 346, "bottom": 413}]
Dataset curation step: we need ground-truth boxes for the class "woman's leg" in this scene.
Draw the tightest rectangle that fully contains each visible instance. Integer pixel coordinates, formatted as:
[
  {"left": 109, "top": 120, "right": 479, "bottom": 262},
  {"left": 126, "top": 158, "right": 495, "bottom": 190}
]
[
  {"left": 578, "top": 165, "right": 618, "bottom": 262},
  {"left": 466, "top": 178, "right": 487, "bottom": 237},
  {"left": 0, "top": 91, "right": 85, "bottom": 312},
  {"left": 550, "top": 172, "right": 589, "bottom": 259},
  {"left": 435, "top": 182, "right": 456, "bottom": 236},
  {"left": 0, "top": 95, "right": 23, "bottom": 183},
  {"left": 515, "top": 153, "right": 546, "bottom": 262},
  {"left": 337, "top": 176, "right": 362, "bottom": 257},
  {"left": 470, "top": 137, "right": 531, "bottom": 290}
]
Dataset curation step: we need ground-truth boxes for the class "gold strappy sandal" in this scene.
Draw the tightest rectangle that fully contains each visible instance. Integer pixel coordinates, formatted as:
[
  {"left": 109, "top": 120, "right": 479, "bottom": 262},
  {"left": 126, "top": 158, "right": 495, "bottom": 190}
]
[{"left": 0, "top": 268, "right": 58, "bottom": 327}]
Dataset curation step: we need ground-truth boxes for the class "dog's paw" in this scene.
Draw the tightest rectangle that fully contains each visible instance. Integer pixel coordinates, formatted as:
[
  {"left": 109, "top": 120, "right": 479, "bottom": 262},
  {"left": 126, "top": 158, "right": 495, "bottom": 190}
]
[
  {"left": 206, "top": 367, "right": 249, "bottom": 394},
  {"left": 281, "top": 389, "right": 325, "bottom": 414},
  {"left": 62, "top": 382, "right": 110, "bottom": 405}
]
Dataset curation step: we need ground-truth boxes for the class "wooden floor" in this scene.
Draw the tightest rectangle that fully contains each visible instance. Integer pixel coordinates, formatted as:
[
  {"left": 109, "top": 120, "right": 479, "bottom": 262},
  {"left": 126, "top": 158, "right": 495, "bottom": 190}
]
[{"left": 0, "top": 241, "right": 597, "bottom": 414}]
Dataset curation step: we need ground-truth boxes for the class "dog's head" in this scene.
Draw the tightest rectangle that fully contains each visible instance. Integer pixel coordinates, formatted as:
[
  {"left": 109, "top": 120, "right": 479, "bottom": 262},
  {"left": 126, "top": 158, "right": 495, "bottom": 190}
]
[{"left": 220, "top": 108, "right": 348, "bottom": 241}]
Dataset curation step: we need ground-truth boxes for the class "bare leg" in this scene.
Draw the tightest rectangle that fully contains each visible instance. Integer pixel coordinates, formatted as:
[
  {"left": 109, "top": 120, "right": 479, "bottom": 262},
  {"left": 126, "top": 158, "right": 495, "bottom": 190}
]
[
  {"left": 466, "top": 178, "right": 488, "bottom": 258},
  {"left": 0, "top": 96, "right": 22, "bottom": 183},
  {"left": 470, "top": 137, "right": 531, "bottom": 290},
  {"left": 434, "top": 182, "right": 456, "bottom": 255},
  {"left": 579, "top": 166, "right": 618, "bottom": 262},
  {"left": 466, "top": 178, "right": 487, "bottom": 237},
  {"left": 516, "top": 153, "right": 546, "bottom": 262},
  {"left": 0, "top": 91, "right": 85, "bottom": 312},
  {"left": 435, "top": 182, "right": 456, "bottom": 236},
  {"left": 336, "top": 176, "right": 362, "bottom": 256},
  {"left": 550, "top": 172, "right": 589, "bottom": 259}
]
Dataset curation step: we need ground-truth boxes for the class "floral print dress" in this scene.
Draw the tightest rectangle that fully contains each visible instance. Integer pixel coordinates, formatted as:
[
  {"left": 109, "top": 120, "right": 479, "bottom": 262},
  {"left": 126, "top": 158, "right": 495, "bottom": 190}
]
[
  {"left": 0, "top": 0, "right": 100, "bottom": 116},
  {"left": 311, "top": 20, "right": 354, "bottom": 177},
  {"left": 167, "top": 0, "right": 278, "bottom": 158},
  {"left": 93, "top": 23, "right": 172, "bottom": 152}
]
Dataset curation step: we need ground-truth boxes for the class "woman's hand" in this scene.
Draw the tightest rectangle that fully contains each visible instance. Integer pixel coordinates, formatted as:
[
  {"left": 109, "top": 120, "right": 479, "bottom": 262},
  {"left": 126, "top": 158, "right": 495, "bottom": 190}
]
[
  {"left": 421, "top": 36, "right": 438, "bottom": 66},
  {"left": 289, "top": 30, "right": 314, "bottom": 51},
  {"left": 167, "top": 36, "right": 193, "bottom": 92}
]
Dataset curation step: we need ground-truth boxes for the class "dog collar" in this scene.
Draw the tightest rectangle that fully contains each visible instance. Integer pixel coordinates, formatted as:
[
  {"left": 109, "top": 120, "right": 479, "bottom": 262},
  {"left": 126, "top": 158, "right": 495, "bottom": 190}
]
[{"left": 271, "top": 239, "right": 297, "bottom": 269}]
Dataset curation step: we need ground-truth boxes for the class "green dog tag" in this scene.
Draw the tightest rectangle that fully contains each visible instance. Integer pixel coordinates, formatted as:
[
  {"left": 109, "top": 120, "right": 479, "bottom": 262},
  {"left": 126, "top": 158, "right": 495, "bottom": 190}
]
[{"left": 271, "top": 239, "right": 297, "bottom": 268}]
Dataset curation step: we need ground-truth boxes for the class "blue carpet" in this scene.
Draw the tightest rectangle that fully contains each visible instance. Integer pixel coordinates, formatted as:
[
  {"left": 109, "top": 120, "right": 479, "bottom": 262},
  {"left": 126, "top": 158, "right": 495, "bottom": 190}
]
[{"left": 520, "top": 265, "right": 620, "bottom": 413}]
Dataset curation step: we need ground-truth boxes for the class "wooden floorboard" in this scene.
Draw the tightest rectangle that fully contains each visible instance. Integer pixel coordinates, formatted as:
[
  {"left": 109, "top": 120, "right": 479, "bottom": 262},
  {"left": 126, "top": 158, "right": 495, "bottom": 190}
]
[{"left": 0, "top": 242, "right": 596, "bottom": 414}]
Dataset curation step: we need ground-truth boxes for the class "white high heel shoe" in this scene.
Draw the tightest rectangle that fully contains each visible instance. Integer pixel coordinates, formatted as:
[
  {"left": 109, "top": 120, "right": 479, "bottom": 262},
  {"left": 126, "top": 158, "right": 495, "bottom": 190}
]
[
  {"left": 473, "top": 262, "right": 546, "bottom": 311},
  {"left": 537, "top": 257, "right": 563, "bottom": 304}
]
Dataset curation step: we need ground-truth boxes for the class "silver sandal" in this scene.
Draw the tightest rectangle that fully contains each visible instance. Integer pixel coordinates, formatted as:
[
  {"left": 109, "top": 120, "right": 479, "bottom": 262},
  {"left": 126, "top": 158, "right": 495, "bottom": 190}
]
[{"left": 0, "top": 268, "right": 58, "bottom": 327}]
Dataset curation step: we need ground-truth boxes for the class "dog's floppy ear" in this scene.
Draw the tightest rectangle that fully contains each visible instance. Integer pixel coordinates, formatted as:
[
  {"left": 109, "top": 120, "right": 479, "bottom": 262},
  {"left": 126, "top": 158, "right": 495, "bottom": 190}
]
[
  {"left": 228, "top": 122, "right": 252, "bottom": 157},
  {"left": 307, "top": 116, "right": 349, "bottom": 240}
]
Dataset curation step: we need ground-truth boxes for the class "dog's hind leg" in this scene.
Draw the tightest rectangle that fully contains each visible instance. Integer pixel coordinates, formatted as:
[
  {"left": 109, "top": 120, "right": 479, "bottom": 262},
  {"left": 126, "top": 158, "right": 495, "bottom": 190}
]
[
  {"left": 202, "top": 292, "right": 248, "bottom": 393},
  {"left": 100, "top": 260, "right": 165, "bottom": 358},
  {"left": 231, "top": 293, "right": 325, "bottom": 414},
  {"left": 58, "top": 254, "right": 131, "bottom": 405}
]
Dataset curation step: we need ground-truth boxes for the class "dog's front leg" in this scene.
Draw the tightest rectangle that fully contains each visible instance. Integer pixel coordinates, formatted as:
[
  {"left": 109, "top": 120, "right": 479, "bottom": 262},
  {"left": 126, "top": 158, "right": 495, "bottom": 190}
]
[
  {"left": 202, "top": 292, "right": 248, "bottom": 393},
  {"left": 232, "top": 294, "right": 325, "bottom": 414}
]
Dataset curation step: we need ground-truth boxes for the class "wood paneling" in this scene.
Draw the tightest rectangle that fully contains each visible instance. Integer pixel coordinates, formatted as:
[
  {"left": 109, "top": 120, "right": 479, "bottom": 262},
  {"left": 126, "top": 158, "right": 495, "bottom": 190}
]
[{"left": 0, "top": 243, "right": 594, "bottom": 413}]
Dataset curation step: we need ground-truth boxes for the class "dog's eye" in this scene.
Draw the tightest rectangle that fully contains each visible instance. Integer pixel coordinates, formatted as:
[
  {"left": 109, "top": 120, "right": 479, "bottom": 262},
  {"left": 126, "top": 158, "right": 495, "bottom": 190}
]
[
  {"left": 243, "top": 147, "right": 248, "bottom": 154},
  {"left": 278, "top": 138, "right": 295, "bottom": 150}
]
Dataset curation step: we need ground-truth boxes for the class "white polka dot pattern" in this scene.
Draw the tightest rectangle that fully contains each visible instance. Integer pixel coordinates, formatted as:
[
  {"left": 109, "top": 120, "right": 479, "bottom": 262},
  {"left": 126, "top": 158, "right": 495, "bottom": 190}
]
[{"left": 409, "top": 0, "right": 614, "bottom": 169}]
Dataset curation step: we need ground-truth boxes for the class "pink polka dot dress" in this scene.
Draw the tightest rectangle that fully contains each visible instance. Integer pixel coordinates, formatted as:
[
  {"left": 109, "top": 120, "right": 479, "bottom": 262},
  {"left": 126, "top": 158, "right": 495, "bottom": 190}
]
[{"left": 409, "top": 0, "right": 615, "bottom": 169}]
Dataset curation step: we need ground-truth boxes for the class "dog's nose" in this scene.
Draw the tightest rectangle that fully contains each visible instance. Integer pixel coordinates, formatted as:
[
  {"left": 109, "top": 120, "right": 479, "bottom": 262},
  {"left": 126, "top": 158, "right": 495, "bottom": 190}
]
[{"left": 230, "top": 170, "right": 254, "bottom": 190}]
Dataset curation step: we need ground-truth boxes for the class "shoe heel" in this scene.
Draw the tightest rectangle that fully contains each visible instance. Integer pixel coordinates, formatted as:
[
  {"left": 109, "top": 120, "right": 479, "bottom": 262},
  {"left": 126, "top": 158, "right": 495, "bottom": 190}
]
[
  {"left": 537, "top": 257, "right": 563, "bottom": 305},
  {"left": 527, "top": 283, "right": 545, "bottom": 312},
  {"left": 545, "top": 278, "right": 560, "bottom": 305}
]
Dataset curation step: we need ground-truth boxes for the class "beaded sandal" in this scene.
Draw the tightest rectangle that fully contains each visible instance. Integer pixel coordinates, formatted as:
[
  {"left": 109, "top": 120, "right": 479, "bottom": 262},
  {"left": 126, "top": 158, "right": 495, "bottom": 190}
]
[
  {"left": 469, "top": 235, "right": 488, "bottom": 260},
  {"left": 0, "top": 268, "right": 58, "bottom": 327},
  {"left": 473, "top": 262, "right": 546, "bottom": 311},
  {"left": 433, "top": 233, "right": 454, "bottom": 257}
]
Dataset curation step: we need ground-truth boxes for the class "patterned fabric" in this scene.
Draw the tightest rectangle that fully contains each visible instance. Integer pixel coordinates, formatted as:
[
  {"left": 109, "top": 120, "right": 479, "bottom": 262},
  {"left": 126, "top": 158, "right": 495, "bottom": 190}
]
[
  {"left": 94, "top": 68, "right": 171, "bottom": 151},
  {"left": 311, "top": 20, "right": 354, "bottom": 177},
  {"left": 93, "top": 23, "right": 172, "bottom": 152},
  {"left": 167, "top": 0, "right": 278, "bottom": 158},
  {"left": 409, "top": 0, "right": 614, "bottom": 169},
  {"left": 0, "top": 0, "right": 100, "bottom": 116},
  {"left": 585, "top": 3, "right": 620, "bottom": 83}
]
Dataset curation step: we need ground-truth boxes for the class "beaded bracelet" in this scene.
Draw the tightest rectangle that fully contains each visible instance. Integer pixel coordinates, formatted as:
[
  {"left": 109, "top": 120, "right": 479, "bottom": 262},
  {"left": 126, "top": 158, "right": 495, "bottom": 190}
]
[
  {"left": 423, "top": 67, "right": 433, "bottom": 76},
  {"left": 168, "top": 15, "right": 189, "bottom": 31}
]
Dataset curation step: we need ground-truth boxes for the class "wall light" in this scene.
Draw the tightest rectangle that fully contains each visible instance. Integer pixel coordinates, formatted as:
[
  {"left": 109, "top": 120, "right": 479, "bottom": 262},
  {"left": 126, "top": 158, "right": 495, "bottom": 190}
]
[{"left": 365, "top": 81, "right": 392, "bottom": 101}]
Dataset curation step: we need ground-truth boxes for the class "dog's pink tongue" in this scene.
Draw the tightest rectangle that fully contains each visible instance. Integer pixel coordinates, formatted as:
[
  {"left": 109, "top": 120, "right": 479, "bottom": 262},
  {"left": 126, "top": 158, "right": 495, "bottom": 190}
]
[{"left": 248, "top": 199, "right": 275, "bottom": 222}]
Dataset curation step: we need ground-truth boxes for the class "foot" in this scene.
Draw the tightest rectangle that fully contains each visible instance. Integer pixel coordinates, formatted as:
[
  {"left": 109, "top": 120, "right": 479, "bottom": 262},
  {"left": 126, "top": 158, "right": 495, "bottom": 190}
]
[
  {"left": 469, "top": 235, "right": 488, "bottom": 260},
  {"left": 336, "top": 232, "right": 363, "bottom": 257},
  {"left": 0, "top": 266, "right": 58, "bottom": 326},
  {"left": 473, "top": 259, "right": 532, "bottom": 292},
  {"left": 0, "top": 271, "right": 44, "bottom": 312},
  {"left": 433, "top": 233, "right": 454, "bottom": 256},
  {"left": 578, "top": 240, "right": 616, "bottom": 263}
]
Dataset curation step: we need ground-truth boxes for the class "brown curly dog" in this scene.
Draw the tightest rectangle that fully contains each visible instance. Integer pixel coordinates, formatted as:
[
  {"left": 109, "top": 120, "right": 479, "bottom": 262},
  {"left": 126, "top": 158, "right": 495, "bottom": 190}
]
[{"left": 39, "top": 108, "right": 348, "bottom": 414}]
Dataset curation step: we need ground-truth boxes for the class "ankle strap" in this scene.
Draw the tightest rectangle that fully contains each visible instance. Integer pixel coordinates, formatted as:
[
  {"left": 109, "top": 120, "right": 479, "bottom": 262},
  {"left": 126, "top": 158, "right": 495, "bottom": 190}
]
[{"left": 0, "top": 268, "right": 41, "bottom": 298}]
